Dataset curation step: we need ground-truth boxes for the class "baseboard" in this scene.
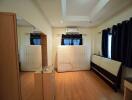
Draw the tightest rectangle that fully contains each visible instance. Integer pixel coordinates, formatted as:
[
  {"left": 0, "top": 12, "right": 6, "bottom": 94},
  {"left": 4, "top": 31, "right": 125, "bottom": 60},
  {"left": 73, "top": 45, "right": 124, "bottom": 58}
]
[{"left": 21, "top": 67, "right": 42, "bottom": 72}]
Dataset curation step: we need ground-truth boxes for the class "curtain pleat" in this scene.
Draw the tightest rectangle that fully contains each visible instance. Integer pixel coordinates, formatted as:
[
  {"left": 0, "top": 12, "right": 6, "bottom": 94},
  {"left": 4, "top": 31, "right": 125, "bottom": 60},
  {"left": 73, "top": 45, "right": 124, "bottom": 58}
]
[
  {"left": 102, "top": 28, "right": 110, "bottom": 57},
  {"left": 111, "top": 24, "right": 122, "bottom": 61},
  {"left": 61, "top": 34, "right": 65, "bottom": 45},
  {"left": 125, "top": 18, "right": 132, "bottom": 67},
  {"left": 111, "top": 25, "right": 117, "bottom": 60},
  {"left": 120, "top": 21, "right": 128, "bottom": 63}
]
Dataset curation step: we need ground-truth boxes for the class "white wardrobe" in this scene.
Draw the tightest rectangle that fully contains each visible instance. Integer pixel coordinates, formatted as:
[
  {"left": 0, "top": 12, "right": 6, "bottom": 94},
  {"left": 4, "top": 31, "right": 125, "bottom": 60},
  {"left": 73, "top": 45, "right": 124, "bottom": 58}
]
[{"left": 57, "top": 46, "right": 90, "bottom": 72}]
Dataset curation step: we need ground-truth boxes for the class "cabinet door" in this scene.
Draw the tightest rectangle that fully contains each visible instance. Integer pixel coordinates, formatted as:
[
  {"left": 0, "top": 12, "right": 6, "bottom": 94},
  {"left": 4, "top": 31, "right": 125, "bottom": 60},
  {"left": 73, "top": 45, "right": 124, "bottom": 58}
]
[{"left": 0, "top": 12, "right": 21, "bottom": 100}]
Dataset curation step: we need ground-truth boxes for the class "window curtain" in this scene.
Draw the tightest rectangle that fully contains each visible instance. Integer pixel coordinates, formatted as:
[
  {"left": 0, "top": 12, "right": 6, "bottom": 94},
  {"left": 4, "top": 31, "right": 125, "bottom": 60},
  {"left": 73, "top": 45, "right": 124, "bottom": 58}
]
[
  {"left": 120, "top": 21, "right": 128, "bottom": 63},
  {"left": 111, "top": 19, "right": 132, "bottom": 67},
  {"left": 125, "top": 18, "right": 132, "bottom": 67},
  {"left": 102, "top": 28, "right": 110, "bottom": 57},
  {"left": 61, "top": 34, "right": 65, "bottom": 45},
  {"left": 111, "top": 24, "right": 122, "bottom": 61},
  {"left": 103, "top": 17, "right": 132, "bottom": 68}
]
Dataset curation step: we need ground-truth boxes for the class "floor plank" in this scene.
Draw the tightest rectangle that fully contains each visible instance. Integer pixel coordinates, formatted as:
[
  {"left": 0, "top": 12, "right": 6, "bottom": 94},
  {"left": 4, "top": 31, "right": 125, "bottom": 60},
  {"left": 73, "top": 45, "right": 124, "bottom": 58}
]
[
  {"left": 20, "top": 71, "right": 123, "bottom": 100},
  {"left": 55, "top": 71, "right": 123, "bottom": 100}
]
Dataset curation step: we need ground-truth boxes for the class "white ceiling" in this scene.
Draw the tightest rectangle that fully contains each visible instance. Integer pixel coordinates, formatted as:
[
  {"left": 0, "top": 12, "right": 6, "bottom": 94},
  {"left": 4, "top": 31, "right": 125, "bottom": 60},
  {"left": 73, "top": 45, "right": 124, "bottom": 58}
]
[
  {"left": 66, "top": 0, "right": 98, "bottom": 16},
  {"left": 17, "top": 16, "right": 33, "bottom": 27},
  {"left": 17, "top": 16, "right": 41, "bottom": 32},
  {"left": 34, "top": 0, "right": 132, "bottom": 28}
]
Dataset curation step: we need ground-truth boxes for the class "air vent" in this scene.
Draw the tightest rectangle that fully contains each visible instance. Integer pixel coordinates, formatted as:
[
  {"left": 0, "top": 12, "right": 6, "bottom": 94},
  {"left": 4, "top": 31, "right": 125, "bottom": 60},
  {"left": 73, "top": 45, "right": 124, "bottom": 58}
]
[{"left": 66, "top": 27, "right": 79, "bottom": 34}]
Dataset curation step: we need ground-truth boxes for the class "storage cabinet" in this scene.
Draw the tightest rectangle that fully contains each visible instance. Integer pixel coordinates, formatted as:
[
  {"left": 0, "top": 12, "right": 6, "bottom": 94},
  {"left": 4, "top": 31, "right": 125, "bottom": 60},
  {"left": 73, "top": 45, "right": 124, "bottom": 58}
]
[{"left": 0, "top": 13, "right": 21, "bottom": 100}]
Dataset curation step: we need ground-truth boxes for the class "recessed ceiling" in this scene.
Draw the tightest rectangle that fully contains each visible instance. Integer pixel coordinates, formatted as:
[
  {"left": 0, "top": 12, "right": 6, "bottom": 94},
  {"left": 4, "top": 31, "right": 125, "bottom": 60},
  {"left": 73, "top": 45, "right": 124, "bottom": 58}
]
[
  {"left": 34, "top": 0, "right": 132, "bottom": 27},
  {"left": 66, "top": 0, "right": 98, "bottom": 16},
  {"left": 61, "top": 0, "right": 109, "bottom": 22}
]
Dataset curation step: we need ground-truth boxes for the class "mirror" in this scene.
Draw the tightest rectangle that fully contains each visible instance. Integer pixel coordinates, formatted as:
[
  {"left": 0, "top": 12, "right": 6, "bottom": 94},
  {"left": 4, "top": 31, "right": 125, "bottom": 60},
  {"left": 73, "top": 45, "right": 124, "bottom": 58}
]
[
  {"left": 17, "top": 16, "right": 43, "bottom": 100},
  {"left": 17, "top": 15, "right": 55, "bottom": 100}
]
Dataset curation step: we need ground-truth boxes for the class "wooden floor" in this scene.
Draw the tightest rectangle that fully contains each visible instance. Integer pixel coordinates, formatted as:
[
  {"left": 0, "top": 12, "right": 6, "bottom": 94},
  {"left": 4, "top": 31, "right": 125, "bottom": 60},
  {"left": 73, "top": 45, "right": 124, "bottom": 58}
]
[
  {"left": 55, "top": 71, "right": 123, "bottom": 100},
  {"left": 20, "top": 71, "right": 123, "bottom": 100}
]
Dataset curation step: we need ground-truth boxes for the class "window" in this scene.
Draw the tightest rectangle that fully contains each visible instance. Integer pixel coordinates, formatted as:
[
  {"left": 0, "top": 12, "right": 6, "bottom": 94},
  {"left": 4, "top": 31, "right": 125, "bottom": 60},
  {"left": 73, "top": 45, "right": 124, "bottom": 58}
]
[
  {"left": 73, "top": 39, "right": 80, "bottom": 45},
  {"left": 61, "top": 34, "right": 83, "bottom": 45},
  {"left": 64, "top": 39, "right": 72, "bottom": 45},
  {"left": 108, "top": 34, "right": 112, "bottom": 58},
  {"left": 30, "top": 33, "right": 41, "bottom": 45}
]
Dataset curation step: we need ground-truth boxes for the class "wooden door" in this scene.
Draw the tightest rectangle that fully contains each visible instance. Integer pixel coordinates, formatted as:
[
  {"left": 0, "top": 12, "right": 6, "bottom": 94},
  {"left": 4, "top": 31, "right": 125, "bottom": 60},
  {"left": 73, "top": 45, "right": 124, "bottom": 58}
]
[{"left": 0, "top": 12, "right": 21, "bottom": 100}]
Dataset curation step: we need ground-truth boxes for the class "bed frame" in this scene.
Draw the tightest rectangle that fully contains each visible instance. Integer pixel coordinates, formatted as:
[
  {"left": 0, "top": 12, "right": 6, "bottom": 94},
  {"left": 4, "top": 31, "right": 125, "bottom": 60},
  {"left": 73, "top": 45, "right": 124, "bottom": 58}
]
[{"left": 90, "top": 61, "right": 122, "bottom": 92}]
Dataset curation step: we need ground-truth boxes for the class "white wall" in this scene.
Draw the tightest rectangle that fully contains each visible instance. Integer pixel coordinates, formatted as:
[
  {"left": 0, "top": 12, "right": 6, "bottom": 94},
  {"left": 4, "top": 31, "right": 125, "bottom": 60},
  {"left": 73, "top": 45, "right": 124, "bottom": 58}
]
[
  {"left": 17, "top": 26, "right": 33, "bottom": 49},
  {"left": 0, "top": 0, "right": 52, "bottom": 66},
  {"left": 17, "top": 26, "right": 42, "bottom": 71},
  {"left": 52, "top": 27, "right": 96, "bottom": 68}
]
